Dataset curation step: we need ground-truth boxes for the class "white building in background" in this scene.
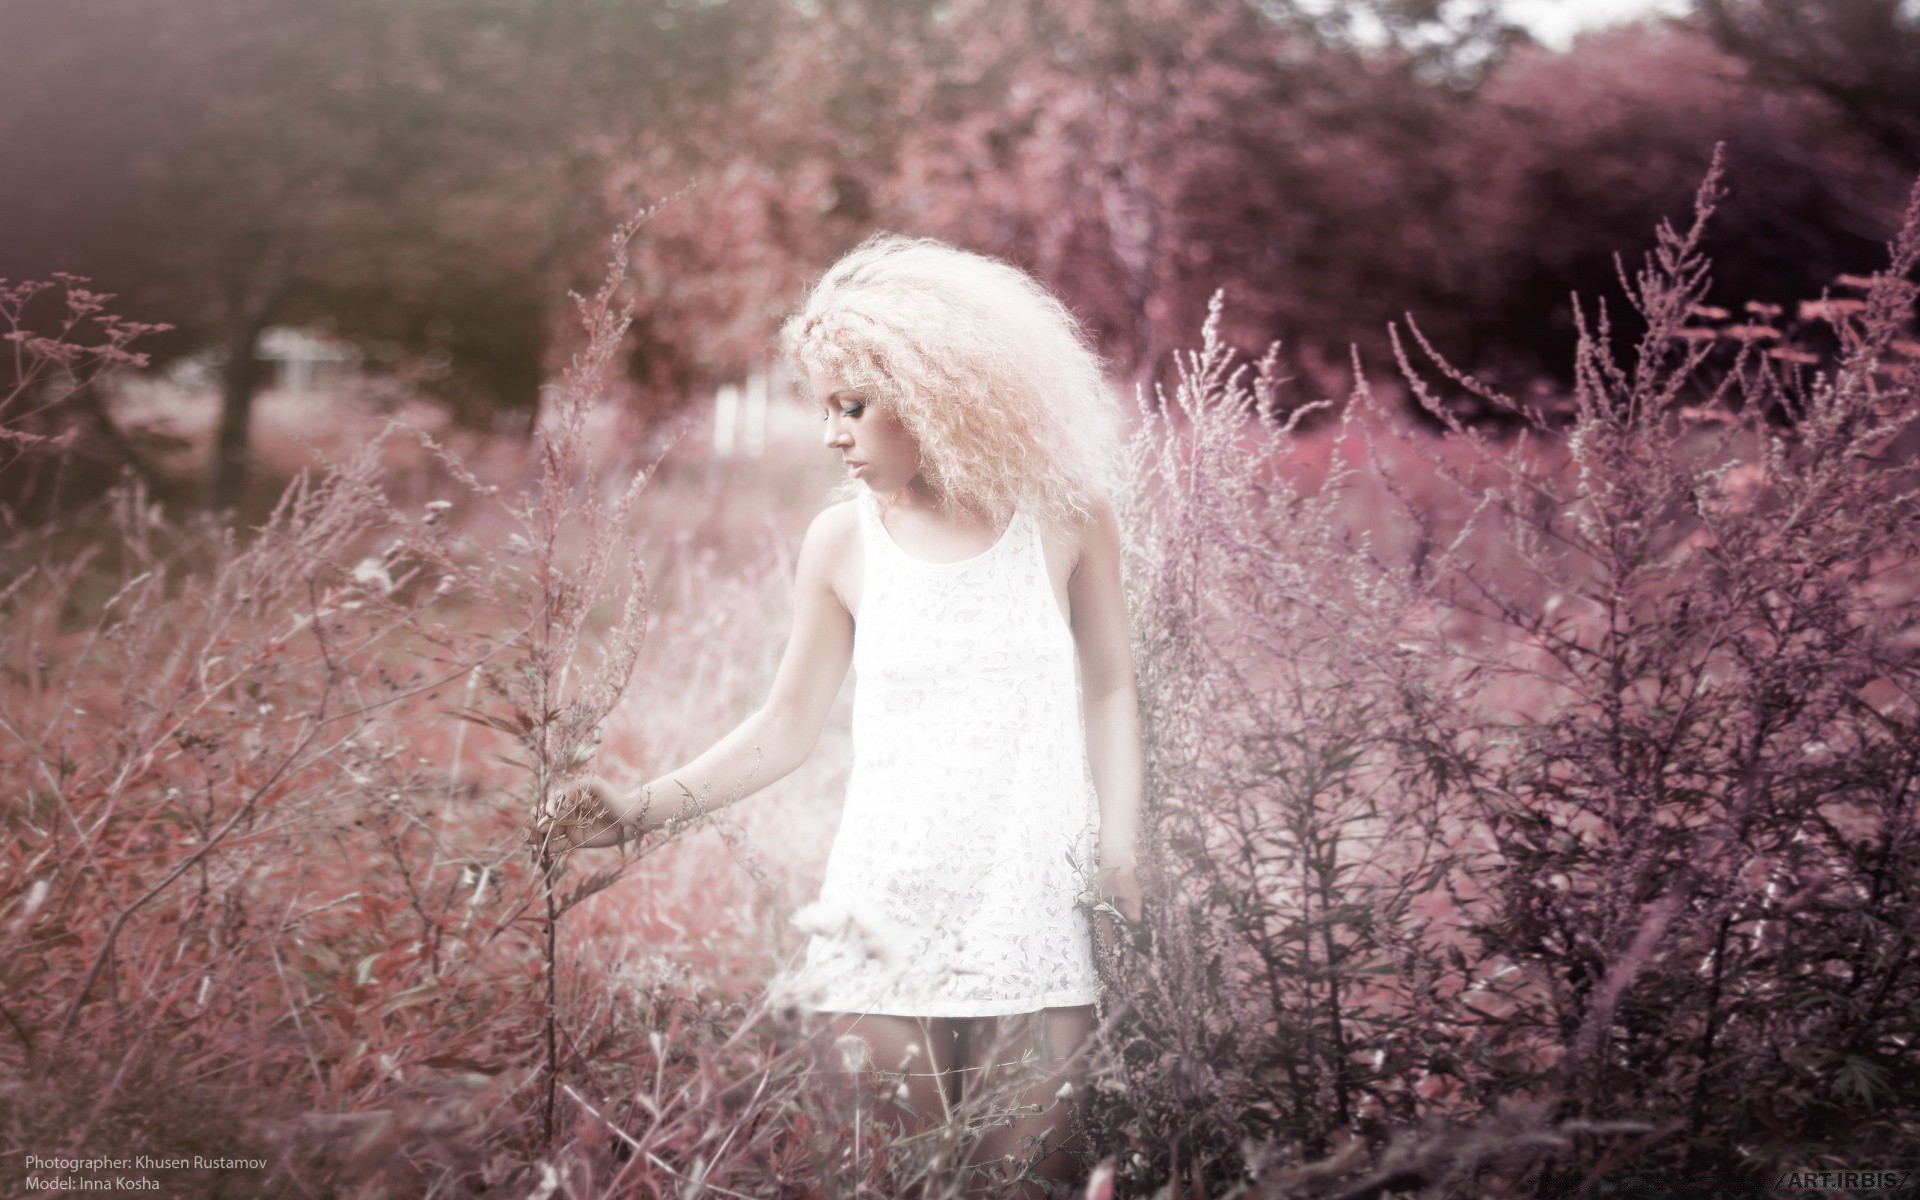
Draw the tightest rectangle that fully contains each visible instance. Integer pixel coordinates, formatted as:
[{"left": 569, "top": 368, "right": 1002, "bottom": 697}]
[
  {"left": 713, "top": 382, "right": 742, "bottom": 457},
  {"left": 1499, "top": 0, "right": 1687, "bottom": 50},
  {"left": 712, "top": 365, "right": 802, "bottom": 458},
  {"left": 256, "top": 327, "right": 361, "bottom": 396}
]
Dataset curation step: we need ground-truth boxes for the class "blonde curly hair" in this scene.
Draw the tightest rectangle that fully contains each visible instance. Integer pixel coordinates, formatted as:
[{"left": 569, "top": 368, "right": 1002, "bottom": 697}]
[{"left": 780, "top": 233, "right": 1123, "bottom": 534}]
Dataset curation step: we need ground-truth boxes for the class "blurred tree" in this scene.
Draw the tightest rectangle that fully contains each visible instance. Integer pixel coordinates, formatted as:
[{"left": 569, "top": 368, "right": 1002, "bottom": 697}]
[
  {"left": 658, "top": 0, "right": 1519, "bottom": 391},
  {"left": 9, "top": 0, "right": 1914, "bottom": 504},
  {"left": 0, "top": 0, "right": 775, "bottom": 509},
  {"left": 1259, "top": 0, "right": 1522, "bottom": 85},
  {"left": 1697, "top": 0, "right": 1920, "bottom": 172},
  {"left": 1429, "top": 23, "right": 1911, "bottom": 404}
]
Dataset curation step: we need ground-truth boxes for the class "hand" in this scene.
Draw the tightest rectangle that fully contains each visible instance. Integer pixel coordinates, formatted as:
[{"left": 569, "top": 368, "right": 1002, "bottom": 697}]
[
  {"left": 1090, "top": 859, "right": 1145, "bottom": 972},
  {"left": 1098, "top": 860, "right": 1143, "bottom": 925},
  {"left": 527, "top": 774, "right": 627, "bottom": 855}
]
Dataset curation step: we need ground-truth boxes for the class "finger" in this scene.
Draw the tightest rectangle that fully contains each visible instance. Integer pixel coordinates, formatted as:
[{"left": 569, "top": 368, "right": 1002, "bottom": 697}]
[
  {"left": 533, "top": 814, "right": 582, "bottom": 850},
  {"left": 584, "top": 775, "right": 619, "bottom": 805},
  {"left": 1098, "top": 889, "right": 1140, "bottom": 923},
  {"left": 1090, "top": 913, "right": 1117, "bottom": 976}
]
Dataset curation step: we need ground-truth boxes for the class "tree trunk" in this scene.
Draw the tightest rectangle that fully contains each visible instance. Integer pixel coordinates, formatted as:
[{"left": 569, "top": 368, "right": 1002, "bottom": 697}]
[
  {"left": 207, "top": 322, "right": 268, "bottom": 511},
  {"left": 1100, "top": 164, "right": 1160, "bottom": 389}
]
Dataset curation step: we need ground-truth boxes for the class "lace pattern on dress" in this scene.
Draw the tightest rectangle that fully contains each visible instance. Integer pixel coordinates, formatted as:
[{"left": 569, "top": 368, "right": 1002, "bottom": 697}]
[{"left": 771, "top": 491, "right": 1101, "bottom": 1017}]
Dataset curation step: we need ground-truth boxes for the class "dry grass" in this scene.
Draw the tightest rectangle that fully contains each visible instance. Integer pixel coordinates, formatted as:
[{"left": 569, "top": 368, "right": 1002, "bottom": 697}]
[{"left": 4, "top": 162, "right": 1919, "bottom": 1198}]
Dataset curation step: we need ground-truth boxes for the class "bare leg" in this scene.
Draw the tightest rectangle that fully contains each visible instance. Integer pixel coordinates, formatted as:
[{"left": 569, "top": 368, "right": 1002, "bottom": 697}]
[
  {"left": 822, "top": 1011, "right": 961, "bottom": 1137},
  {"left": 957, "top": 1005, "right": 1096, "bottom": 1199}
]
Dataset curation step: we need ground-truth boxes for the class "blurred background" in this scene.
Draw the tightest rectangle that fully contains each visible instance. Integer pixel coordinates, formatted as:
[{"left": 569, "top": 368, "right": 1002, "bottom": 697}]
[
  {"left": 2, "top": 0, "right": 1915, "bottom": 512},
  {"left": 5, "top": 6, "right": 1919, "bottom": 1191}
]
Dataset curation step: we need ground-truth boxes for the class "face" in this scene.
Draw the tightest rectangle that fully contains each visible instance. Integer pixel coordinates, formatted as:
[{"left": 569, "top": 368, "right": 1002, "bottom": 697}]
[{"left": 809, "top": 365, "right": 922, "bottom": 495}]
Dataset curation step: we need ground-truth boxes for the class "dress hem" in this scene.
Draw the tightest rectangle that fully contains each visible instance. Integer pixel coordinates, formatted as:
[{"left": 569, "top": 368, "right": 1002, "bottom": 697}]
[{"left": 784, "top": 988, "right": 1101, "bottom": 1019}]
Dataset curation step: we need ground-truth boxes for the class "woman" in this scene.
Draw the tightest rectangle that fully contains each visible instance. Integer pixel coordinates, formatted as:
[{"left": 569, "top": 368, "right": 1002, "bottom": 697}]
[{"left": 548, "top": 233, "right": 1143, "bottom": 1197}]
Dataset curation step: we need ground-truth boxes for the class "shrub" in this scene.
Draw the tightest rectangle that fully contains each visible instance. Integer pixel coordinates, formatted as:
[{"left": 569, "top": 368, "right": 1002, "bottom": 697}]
[
  {"left": 0, "top": 215, "right": 1116, "bottom": 1200},
  {"left": 6, "top": 154, "right": 1916, "bottom": 1198},
  {"left": 0, "top": 215, "right": 675, "bottom": 1196},
  {"left": 1091, "top": 152, "right": 1920, "bottom": 1195},
  {"left": 0, "top": 273, "right": 172, "bottom": 519}
]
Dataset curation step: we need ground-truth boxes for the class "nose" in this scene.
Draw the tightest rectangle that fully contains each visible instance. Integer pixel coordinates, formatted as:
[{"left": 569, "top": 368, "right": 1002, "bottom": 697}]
[{"left": 822, "top": 414, "right": 853, "bottom": 450}]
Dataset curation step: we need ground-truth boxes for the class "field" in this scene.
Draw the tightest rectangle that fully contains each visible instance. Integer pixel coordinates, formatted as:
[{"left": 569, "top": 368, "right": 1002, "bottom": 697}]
[{"left": 4, "top": 178, "right": 1919, "bottom": 1198}]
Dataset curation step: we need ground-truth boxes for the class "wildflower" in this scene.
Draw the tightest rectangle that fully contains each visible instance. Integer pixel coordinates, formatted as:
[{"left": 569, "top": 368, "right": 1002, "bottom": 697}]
[
  {"left": 790, "top": 898, "right": 850, "bottom": 939},
  {"left": 791, "top": 898, "right": 908, "bottom": 967},
  {"left": 1798, "top": 298, "right": 1866, "bottom": 321},
  {"left": 350, "top": 557, "right": 396, "bottom": 594},
  {"left": 834, "top": 1033, "right": 873, "bottom": 1072},
  {"left": 20, "top": 880, "right": 48, "bottom": 920}
]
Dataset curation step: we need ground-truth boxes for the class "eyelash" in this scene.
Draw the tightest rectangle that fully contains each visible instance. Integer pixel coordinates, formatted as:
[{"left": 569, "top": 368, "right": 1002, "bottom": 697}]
[{"left": 822, "top": 403, "right": 864, "bottom": 421}]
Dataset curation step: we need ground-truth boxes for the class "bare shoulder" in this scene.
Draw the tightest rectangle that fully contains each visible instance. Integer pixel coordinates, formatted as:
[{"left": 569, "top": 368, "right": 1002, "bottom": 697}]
[
  {"left": 1069, "top": 495, "right": 1122, "bottom": 576},
  {"left": 1064, "top": 494, "right": 1130, "bottom": 655},
  {"left": 798, "top": 499, "right": 862, "bottom": 614},
  {"left": 801, "top": 498, "right": 860, "bottom": 558}
]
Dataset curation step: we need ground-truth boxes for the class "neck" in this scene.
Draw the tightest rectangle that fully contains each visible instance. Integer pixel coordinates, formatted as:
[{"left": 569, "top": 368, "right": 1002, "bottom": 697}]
[
  {"left": 881, "top": 473, "right": 945, "bottom": 512},
  {"left": 876, "top": 475, "right": 992, "bottom": 524}
]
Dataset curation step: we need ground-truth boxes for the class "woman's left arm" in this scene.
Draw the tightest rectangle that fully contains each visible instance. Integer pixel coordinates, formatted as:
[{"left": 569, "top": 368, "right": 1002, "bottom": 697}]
[{"left": 1069, "top": 498, "right": 1144, "bottom": 924}]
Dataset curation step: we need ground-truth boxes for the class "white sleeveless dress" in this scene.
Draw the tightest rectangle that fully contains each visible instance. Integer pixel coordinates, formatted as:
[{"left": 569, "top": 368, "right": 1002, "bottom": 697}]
[{"left": 771, "top": 490, "right": 1102, "bottom": 1018}]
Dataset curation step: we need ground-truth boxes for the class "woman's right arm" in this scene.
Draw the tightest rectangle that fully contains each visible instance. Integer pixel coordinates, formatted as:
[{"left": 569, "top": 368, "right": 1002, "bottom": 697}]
[{"left": 565, "top": 503, "right": 856, "bottom": 850}]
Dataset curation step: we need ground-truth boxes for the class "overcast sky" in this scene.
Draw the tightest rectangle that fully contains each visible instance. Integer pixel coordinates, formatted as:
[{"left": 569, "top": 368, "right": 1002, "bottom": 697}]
[{"left": 1501, "top": 0, "right": 1691, "bottom": 49}]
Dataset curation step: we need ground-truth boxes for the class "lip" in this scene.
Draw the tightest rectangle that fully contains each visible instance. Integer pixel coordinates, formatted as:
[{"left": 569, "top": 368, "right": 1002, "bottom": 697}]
[{"left": 844, "top": 461, "right": 867, "bottom": 476}]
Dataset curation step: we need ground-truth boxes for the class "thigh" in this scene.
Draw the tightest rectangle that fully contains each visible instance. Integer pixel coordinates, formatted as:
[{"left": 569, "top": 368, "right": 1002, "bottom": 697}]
[
  {"left": 822, "top": 1011, "right": 961, "bottom": 1129},
  {"left": 959, "top": 1005, "right": 1095, "bottom": 1079},
  {"left": 959, "top": 1006, "right": 1096, "bottom": 1197}
]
